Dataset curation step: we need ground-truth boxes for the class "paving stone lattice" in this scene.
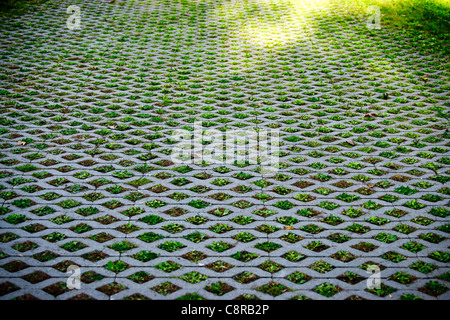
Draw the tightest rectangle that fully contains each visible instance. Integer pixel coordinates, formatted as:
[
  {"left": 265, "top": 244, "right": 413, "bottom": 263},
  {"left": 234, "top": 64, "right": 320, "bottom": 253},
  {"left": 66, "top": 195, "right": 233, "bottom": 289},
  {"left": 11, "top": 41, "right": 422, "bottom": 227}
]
[{"left": 0, "top": 0, "right": 449, "bottom": 300}]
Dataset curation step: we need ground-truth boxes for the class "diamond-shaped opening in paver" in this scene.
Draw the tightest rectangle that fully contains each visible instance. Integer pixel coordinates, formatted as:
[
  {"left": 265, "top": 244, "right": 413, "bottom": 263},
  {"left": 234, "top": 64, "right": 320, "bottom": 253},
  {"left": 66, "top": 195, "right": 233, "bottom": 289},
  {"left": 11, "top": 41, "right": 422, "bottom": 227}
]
[
  {"left": 314, "top": 282, "right": 341, "bottom": 298},
  {"left": 346, "top": 223, "right": 371, "bottom": 234},
  {"left": 273, "top": 200, "right": 295, "bottom": 210},
  {"left": 82, "top": 251, "right": 109, "bottom": 262},
  {"left": 60, "top": 241, "right": 88, "bottom": 252},
  {"left": 137, "top": 232, "right": 165, "bottom": 243},
  {"left": 309, "top": 261, "right": 335, "bottom": 274},
  {"left": 359, "top": 262, "right": 387, "bottom": 272},
  {"left": 428, "top": 251, "right": 450, "bottom": 263},
  {"left": 12, "top": 240, "right": 38, "bottom": 252},
  {"left": 321, "top": 215, "right": 345, "bottom": 226},
  {"left": 82, "top": 192, "right": 105, "bottom": 202},
  {"left": 158, "top": 240, "right": 187, "bottom": 252},
  {"left": 154, "top": 261, "right": 182, "bottom": 273},
  {"left": 80, "top": 271, "right": 105, "bottom": 284},
  {"left": 276, "top": 216, "right": 299, "bottom": 226},
  {"left": 183, "top": 232, "right": 210, "bottom": 243},
  {"left": 162, "top": 223, "right": 186, "bottom": 234},
  {"left": 180, "top": 272, "right": 208, "bottom": 284},
  {"left": 330, "top": 251, "right": 357, "bottom": 263},
  {"left": 373, "top": 232, "right": 398, "bottom": 244},
  {"left": 11, "top": 294, "right": 40, "bottom": 300},
  {"left": 190, "top": 185, "right": 211, "bottom": 194},
  {"left": 419, "top": 232, "right": 446, "bottom": 243},
  {"left": 164, "top": 207, "right": 188, "bottom": 217},
  {"left": 96, "top": 282, "right": 128, "bottom": 296},
  {"left": 42, "top": 232, "right": 67, "bottom": 243},
  {"left": 366, "top": 283, "right": 397, "bottom": 297},
  {"left": 127, "top": 271, "right": 155, "bottom": 284},
  {"left": 139, "top": 214, "right": 165, "bottom": 225},
  {"left": 345, "top": 295, "right": 367, "bottom": 301},
  {"left": 286, "top": 271, "right": 312, "bottom": 285},
  {"left": 205, "top": 260, "right": 234, "bottom": 273},
  {"left": 123, "top": 293, "right": 151, "bottom": 300},
  {"left": 177, "top": 293, "right": 206, "bottom": 301},
  {"left": 104, "top": 260, "right": 130, "bottom": 274},
  {"left": 254, "top": 241, "right": 282, "bottom": 252},
  {"left": 381, "top": 251, "right": 407, "bottom": 263},
  {"left": 233, "top": 271, "right": 260, "bottom": 284},
  {"left": 366, "top": 216, "right": 391, "bottom": 226},
  {"left": 153, "top": 172, "right": 175, "bottom": 180},
  {"left": 292, "top": 180, "right": 315, "bottom": 189},
  {"left": 152, "top": 282, "right": 181, "bottom": 296},
  {"left": 350, "top": 242, "right": 379, "bottom": 252},
  {"left": 52, "top": 261, "right": 79, "bottom": 273},
  {"left": 290, "top": 294, "right": 312, "bottom": 301},
  {"left": 233, "top": 294, "right": 261, "bottom": 301},
  {"left": 0, "top": 281, "right": 20, "bottom": 297},
  {"left": 131, "top": 250, "right": 159, "bottom": 262},
  {"left": 182, "top": 250, "right": 208, "bottom": 262},
  {"left": 0, "top": 190, "right": 19, "bottom": 200},
  {"left": 31, "top": 206, "right": 56, "bottom": 216},
  {"left": 232, "top": 232, "right": 257, "bottom": 243},
  {"left": 230, "top": 250, "right": 260, "bottom": 262},
  {"left": 281, "top": 250, "right": 306, "bottom": 262},
  {"left": 108, "top": 241, "right": 138, "bottom": 253},
  {"left": 209, "top": 192, "right": 233, "bottom": 201},
  {"left": 102, "top": 200, "right": 124, "bottom": 210},
  {"left": 1, "top": 260, "right": 29, "bottom": 273},
  {"left": 90, "top": 232, "right": 115, "bottom": 243},
  {"left": 167, "top": 192, "right": 190, "bottom": 202},
  {"left": 300, "top": 223, "right": 326, "bottom": 234},
  {"left": 355, "top": 187, "right": 376, "bottom": 195},
  {"left": 124, "top": 191, "right": 148, "bottom": 202},
  {"left": 257, "top": 282, "right": 291, "bottom": 297},
  {"left": 69, "top": 223, "right": 94, "bottom": 234},
  {"left": 115, "top": 223, "right": 141, "bottom": 234},
  {"left": 148, "top": 184, "right": 170, "bottom": 194},
  {"left": 4, "top": 215, "right": 29, "bottom": 225},
  {"left": 128, "top": 177, "right": 152, "bottom": 188},
  {"left": 32, "top": 250, "right": 60, "bottom": 262},
  {"left": 205, "top": 281, "right": 235, "bottom": 296},
  {"left": 304, "top": 241, "right": 329, "bottom": 252},
  {"left": 209, "top": 223, "right": 234, "bottom": 234},
  {"left": 337, "top": 272, "right": 364, "bottom": 285},
  {"left": 58, "top": 199, "right": 81, "bottom": 209},
  {"left": 43, "top": 282, "right": 71, "bottom": 297},
  {"left": 105, "top": 185, "right": 128, "bottom": 195},
  {"left": 255, "top": 224, "right": 281, "bottom": 234},
  {"left": 207, "top": 241, "right": 234, "bottom": 253},
  {"left": 409, "top": 261, "right": 438, "bottom": 274},
  {"left": 259, "top": 260, "right": 284, "bottom": 274},
  {"left": 341, "top": 207, "right": 366, "bottom": 218},
  {"left": 49, "top": 215, "right": 74, "bottom": 225},
  {"left": 418, "top": 281, "right": 448, "bottom": 297},
  {"left": 252, "top": 207, "right": 278, "bottom": 218},
  {"left": 21, "top": 271, "right": 51, "bottom": 284},
  {"left": 253, "top": 192, "right": 274, "bottom": 202},
  {"left": 208, "top": 207, "right": 233, "bottom": 217},
  {"left": 388, "top": 272, "right": 417, "bottom": 285},
  {"left": 75, "top": 206, "right": 100, "bottom": 217}
]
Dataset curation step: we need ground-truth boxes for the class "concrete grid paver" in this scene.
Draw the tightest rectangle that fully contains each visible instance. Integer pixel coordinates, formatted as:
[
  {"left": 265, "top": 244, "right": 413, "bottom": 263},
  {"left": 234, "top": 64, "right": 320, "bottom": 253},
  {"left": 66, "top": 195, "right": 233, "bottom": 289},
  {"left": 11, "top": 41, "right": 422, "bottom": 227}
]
[{"left": 0, "top": 0, "right": 448, "bottom": 300}]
